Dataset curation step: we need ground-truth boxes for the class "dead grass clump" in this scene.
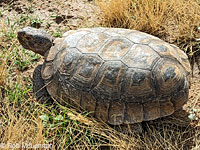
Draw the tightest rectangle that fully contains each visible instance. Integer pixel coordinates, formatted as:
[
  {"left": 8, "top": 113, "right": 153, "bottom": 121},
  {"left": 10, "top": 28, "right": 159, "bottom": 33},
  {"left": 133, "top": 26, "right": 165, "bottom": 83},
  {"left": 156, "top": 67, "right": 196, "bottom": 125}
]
[
  {"left": 0, "top": 95, "right": 48, "bottom": 149},
  {"left": 96, "top": 0, "right": 200, "bottom": 42},
  {"left": 0, "top": 94, "right": 199, "bottom": 150},
  {"left": 0, "top": 58, "right": 7, "bottom": 86},
  {"left": 140, "top": 116, "right": 198, "bottom": 150}
]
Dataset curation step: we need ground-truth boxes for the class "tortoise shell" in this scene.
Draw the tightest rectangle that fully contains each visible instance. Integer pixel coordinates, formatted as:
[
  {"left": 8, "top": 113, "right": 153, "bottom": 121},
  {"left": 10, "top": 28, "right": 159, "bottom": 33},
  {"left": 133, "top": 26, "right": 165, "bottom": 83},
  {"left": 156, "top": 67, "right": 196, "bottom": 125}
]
[{"left": 41, "top": 28, "right": 190, "bottom": 125}]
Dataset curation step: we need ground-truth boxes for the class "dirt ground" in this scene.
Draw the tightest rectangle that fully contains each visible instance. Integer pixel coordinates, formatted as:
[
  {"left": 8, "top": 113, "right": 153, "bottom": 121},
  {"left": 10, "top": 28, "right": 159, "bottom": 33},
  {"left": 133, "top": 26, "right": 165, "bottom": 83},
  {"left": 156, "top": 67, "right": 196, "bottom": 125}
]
[
  {"left": 1, "top": 0, "right": 200, "bottom": 132},
  {"left": 0, "top": 0, "right": 100, "bottom": 31}
]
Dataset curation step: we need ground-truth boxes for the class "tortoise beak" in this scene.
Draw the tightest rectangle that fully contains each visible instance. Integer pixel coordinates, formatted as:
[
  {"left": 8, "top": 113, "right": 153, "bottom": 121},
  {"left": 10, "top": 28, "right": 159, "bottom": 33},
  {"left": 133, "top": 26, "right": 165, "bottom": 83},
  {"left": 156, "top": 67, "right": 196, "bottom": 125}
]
[
  {"left": 17, "top": 31, "right": 31, "bottom": 50},
  {"left": 17, "top": 30, "right": 26, "bottom": 40}
]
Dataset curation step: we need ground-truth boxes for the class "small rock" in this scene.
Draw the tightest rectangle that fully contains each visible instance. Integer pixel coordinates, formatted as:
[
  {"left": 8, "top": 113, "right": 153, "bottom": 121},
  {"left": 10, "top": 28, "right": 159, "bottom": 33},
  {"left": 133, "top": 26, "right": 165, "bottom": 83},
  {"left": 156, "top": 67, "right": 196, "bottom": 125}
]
[{"left": 188, "top": 113, "right": 195, "bottom": 120}]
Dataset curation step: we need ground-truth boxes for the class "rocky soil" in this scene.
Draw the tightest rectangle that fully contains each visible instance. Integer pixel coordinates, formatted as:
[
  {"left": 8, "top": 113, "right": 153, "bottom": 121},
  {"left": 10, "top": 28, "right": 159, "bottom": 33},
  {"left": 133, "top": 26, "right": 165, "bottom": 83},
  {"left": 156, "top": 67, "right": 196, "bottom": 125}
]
[{"left": 0, "top": 0, "right": 100, "bottom": 32}]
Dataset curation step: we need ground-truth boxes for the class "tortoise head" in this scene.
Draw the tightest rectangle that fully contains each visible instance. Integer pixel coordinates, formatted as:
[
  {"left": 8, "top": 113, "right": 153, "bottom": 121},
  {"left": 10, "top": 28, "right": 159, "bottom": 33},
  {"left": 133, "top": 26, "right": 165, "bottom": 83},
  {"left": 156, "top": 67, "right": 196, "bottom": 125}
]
[{"left": 17, "top": 27, "right": 54, "bottom": 56}]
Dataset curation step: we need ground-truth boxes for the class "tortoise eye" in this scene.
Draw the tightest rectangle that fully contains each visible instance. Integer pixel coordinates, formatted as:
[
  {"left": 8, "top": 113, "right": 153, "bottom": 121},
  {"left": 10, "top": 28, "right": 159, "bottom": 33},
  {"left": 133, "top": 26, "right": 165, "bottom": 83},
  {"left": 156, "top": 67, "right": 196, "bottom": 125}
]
[{"left": 25, "top": 36, "right": 31, "bottom": 41}]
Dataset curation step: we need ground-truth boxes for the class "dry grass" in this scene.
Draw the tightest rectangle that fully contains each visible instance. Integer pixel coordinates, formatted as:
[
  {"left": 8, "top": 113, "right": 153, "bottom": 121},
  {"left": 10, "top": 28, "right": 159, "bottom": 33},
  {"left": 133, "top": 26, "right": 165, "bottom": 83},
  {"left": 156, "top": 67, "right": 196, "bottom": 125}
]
[
  {"left": 0, "top": 58, "right": 7, "bottom": 86},
  {"left": 96, "top": 0, "right": 200, "bottom": 41},
  {"left": 0, "top": 104, "right": 46, "bottom": 146},
  {"left": 0, "top": 86, "right": 199, "bottom": 150},
  {"left": 0, "top": 91, "right": 199, "bottom": 149}
]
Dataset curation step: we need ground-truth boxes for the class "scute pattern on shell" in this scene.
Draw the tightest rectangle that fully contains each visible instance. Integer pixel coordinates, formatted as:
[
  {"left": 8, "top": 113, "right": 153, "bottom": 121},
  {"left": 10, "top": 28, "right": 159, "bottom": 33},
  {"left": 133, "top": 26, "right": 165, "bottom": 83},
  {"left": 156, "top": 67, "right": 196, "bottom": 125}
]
[{"left": 42, "top": 28, "right": 190, "bottom": 125}]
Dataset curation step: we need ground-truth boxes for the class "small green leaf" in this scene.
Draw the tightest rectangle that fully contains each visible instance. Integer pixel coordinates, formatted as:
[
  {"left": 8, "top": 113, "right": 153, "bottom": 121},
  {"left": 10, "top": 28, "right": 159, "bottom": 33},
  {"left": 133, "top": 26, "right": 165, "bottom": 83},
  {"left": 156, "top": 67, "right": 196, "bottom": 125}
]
[
  {"left": 39, "top": 114, "right": 49, "bottom": 121},
  {"left": 49, "top": 124, "right": 55, "bottom": 128},
  {"left": 54, "top": 115, "right": 64, "bottom": 121}
]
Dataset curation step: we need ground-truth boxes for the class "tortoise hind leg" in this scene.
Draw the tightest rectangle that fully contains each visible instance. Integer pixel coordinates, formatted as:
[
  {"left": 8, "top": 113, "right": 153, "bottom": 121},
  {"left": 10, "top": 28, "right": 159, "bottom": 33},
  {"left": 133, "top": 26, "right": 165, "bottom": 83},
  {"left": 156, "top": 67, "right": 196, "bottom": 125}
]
[{"left": 33, "top": 64, "right": 52, "bottom": 103}]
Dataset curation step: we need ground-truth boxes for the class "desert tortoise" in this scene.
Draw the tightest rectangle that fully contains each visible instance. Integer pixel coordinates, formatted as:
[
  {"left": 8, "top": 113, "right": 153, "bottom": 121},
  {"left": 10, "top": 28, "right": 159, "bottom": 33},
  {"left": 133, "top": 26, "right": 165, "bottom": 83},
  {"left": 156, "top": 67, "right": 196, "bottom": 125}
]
[{"left": 17, "top": 27, "right": 191, "bottom": 127}]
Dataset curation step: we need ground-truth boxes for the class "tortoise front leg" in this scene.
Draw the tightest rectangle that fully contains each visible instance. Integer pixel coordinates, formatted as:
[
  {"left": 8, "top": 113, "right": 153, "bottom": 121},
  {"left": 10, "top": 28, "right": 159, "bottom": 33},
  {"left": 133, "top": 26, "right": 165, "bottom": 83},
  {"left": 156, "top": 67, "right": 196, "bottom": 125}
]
[{"left": 33, "top": 64, "right": 52, "bottom": 103}]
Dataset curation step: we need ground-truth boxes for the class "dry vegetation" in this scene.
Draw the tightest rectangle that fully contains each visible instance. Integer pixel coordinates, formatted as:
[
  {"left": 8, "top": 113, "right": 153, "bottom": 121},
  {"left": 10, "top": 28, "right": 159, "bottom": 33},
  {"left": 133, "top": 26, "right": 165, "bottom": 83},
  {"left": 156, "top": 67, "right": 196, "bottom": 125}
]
[
  {"left": 0, "top": 0, "right": 200, "bottom": 149},
  {"left": 96, "top": 0, "right": 200, "bottom": 41}
]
